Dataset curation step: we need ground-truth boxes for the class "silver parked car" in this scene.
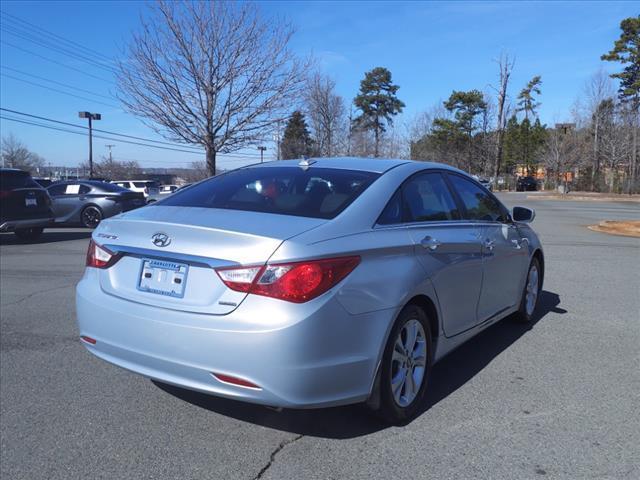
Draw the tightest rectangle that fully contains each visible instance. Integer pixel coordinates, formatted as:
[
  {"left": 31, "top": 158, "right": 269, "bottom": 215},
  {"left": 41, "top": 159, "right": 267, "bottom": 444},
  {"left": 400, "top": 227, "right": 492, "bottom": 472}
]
[
  {"left": 47, "top": 180, "right": 147, "bottom": 228},
  {"left": 77, "top": 158, "right": 544, "bottom": 423}
]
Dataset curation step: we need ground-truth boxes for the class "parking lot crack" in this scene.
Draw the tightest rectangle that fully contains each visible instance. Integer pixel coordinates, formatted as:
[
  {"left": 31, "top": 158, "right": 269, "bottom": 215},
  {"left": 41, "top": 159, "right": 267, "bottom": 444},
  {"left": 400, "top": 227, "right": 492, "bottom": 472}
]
[
  {"left": 1, "top": 283, "right": 76, "bottom": 307},
  {"left": 252, "top": 434, "right": 303, "bottom": 480}
]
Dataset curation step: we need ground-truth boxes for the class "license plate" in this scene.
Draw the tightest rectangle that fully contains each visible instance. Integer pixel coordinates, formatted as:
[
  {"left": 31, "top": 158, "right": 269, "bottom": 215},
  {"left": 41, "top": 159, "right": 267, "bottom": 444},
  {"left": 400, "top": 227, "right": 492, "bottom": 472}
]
[
  {"left": 25, "top": 198, "right": 37, "bottom": 207},
  {"left": 138, "top": 259, "right": 188, "bottom": 298}
]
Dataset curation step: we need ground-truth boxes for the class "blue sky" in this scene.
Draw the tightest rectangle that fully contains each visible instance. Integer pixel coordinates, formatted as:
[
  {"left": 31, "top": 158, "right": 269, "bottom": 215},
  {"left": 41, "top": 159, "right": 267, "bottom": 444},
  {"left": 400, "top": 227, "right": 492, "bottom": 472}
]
[{"left": 0, "top": 0, "right": 635, "bottom": 169}]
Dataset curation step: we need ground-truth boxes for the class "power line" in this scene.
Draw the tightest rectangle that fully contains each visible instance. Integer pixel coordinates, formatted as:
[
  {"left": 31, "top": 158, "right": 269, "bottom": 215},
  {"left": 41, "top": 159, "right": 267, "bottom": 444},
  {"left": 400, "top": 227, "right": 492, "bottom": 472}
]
[
  {"left": 0, "top": 40, "right": 115, "bottom": 84},
  {"left": 0, "top": 108, "right": 263, "bottom": 158},
  {"left": 0, "top": 73, "right": 120, "bottom": 108},
  {"left": 1, "top": 66, "right": 115, "bottom": 101},
  {"left": 0, "top": 10, "right": 113, "bottom": 62},
  {"left": 0, "top": 115, "right": 206, "bottom": 155},
  {"left": 0, "top": 114, "right": 263, "bottom": 160},
  {"left": 0, "top": 23, "right": 117, "bottom": 74}
]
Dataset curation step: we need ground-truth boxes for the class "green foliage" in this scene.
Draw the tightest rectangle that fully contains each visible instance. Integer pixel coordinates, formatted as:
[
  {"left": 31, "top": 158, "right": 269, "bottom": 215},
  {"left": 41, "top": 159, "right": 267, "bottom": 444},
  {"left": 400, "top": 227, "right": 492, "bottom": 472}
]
[
  {"left": 353, "top": 67, "right": 405, "bottom": 156},
  {"left": 420, "top": 90, "right": 488, "bottom": 170},
  {"left": 601, "top": 16, "right": 640, "bottom": 109},
  {"left": 517, "top": 76, "right": 543, "bottom": 120},
  {"left": 280, "top": 111, "right": 315, "bottom": 160},
  {"left": 442, "top": 90, "right": 488, "bottom": 136},
  {"left": 503, "top": 115, "right": 547, "bottom": 173}
]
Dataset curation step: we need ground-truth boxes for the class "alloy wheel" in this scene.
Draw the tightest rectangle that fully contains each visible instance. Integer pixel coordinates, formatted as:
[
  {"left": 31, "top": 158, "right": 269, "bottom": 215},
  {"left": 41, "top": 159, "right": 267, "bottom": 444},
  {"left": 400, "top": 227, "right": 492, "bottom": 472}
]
[
  {"left": 82, "top": 207, "right": 102, "bottom": 228},
  {"left": 525, "top": 265, "right": 539, "bottom": 316},
  {"left": 390, "top": 319, "right": 427, "bottom": 407}
]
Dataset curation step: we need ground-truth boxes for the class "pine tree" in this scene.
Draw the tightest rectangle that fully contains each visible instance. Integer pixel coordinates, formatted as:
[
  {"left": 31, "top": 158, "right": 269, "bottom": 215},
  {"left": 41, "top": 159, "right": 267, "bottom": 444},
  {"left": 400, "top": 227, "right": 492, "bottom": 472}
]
[
  {"left": 602, "top": 15, "right": 640, "bottom": 193},
  {"left": 353, "top": 67, "right": 405, "bottom": 157},
  {"left": 517, "top": 76, "right": 543, "bottom": 121},
  {"left": 280, "top": 111, "right": 315, "bottom": 160}
]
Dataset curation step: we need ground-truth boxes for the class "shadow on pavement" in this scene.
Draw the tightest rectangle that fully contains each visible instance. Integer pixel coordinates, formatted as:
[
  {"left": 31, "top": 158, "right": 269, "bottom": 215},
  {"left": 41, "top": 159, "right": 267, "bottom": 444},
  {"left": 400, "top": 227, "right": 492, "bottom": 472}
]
[
  {"left": 156, "top": 290, "right": 564, "bottom": 439},
  {"left": 0, "top": 229, "right": 92, "bottom": 245}
]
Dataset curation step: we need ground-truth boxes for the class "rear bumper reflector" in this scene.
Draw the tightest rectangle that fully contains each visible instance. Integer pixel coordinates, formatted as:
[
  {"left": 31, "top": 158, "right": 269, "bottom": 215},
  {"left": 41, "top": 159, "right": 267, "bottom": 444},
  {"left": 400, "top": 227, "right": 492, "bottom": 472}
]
[
  {"left": 212, "top": 372, "right": 261, "bottom": 390},
  {"left": 80, "top": 335, "right": 97, "bottom": 345}
]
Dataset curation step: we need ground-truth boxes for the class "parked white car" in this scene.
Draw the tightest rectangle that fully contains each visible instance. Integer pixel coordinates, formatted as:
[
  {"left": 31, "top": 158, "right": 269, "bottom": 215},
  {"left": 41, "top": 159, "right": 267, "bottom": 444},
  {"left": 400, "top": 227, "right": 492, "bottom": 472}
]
[{"left": 111, "top": 180, "right": 160, "bottom": 199}]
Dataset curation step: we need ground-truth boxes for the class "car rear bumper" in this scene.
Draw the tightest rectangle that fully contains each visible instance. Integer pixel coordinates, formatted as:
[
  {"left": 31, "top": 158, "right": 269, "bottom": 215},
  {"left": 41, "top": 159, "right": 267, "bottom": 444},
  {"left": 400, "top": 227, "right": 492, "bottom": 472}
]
[
  {"left": 0, "top": 216, "right": 54, "bottom": 232},
  {"left": 76, "top": 268, "right": 394, "bottom": 408}
]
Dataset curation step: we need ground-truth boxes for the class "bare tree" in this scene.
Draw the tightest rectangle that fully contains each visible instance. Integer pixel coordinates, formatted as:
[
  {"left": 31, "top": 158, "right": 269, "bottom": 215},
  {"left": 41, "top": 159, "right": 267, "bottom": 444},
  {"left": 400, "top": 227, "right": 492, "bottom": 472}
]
[
  {"left": 1, "top": 134, "right": 45, "bottom": 172},
  {"left": 305, "top": 72, "right": 346, "bottom": 157},
  {"left": 492, "top": 53, "right": 515, "bottom": 179},
  {"left": 583, "top": 70, "right": 615, "bottom": 190},
  {"left": 79, "top": 157, "right": 141, "bottom": 179},
  {"left": 117, "top": 1, "right": 309, "bottom": 175}
]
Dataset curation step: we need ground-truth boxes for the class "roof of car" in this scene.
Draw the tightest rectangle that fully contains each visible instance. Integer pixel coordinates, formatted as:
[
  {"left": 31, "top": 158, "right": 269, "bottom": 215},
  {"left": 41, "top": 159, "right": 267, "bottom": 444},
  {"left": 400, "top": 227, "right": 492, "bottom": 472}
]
[{"left": 248, "top": 157, "right": 461, "bottom": 174}]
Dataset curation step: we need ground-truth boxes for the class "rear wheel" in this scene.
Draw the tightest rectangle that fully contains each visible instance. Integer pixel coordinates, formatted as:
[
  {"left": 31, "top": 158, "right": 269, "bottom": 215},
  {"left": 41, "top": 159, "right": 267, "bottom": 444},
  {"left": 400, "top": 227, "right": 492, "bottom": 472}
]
[
  {"left": 515, "top": 258, "right": 541, "bottom": 323},
  {"left": 375, "top": 304, "right": 433, "bottom": 424},
  {"left": 14, "top": 227, "right": 44, "bottom": 241},
  {"left": 81, "top": 206, "right": 102, "bottom": 228}
]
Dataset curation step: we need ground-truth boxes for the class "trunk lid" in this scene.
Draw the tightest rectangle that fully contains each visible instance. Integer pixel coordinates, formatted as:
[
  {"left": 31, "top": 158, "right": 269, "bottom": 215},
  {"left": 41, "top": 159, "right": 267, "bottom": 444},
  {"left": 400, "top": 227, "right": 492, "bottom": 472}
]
[{"left": 93, "top": 206, "right": 325, "bottom": 314}]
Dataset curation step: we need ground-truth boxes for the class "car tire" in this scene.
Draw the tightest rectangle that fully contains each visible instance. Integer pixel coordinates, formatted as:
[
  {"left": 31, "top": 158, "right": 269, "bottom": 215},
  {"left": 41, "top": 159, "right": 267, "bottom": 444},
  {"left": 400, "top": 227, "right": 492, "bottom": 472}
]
[
  {"left": 81, "top": 205, "right": 103, "bottom": 229},
  {"left": 374, "top": 304, "right": 433, "bottom": 425},
  {"left": 14, "top": 227, "right": 44, "bottom": 241},
  {"left": 514, "top": 257, "right": 541, "bottom": 323}
]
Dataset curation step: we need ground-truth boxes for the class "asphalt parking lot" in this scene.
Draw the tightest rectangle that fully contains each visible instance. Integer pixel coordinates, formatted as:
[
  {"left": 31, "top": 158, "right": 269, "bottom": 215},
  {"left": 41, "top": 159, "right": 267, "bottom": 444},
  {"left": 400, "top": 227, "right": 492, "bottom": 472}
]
[{"left": 1, "top": 193, "right": 639, "bottom": 480}]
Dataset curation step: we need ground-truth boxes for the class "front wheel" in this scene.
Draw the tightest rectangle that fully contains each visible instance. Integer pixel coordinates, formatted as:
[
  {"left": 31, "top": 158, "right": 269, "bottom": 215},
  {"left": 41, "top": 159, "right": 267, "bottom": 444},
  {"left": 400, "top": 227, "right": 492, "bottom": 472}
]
[
  {"left": 515, "top": 258, "right": 541, "bottom": 323},
  {"left": 81, "top": 206, "right": 102, "bottom": 228},
  {"left": 14, "top": 227, "right": 44, "bottom": 241},
  {"left": 375, "top": 304, "right": 433, "bottom": 424}
]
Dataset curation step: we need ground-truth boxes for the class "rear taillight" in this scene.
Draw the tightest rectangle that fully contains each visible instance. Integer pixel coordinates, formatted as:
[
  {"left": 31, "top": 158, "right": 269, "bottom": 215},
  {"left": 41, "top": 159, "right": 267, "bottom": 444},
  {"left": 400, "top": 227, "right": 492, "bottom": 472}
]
[
  {"left": 216, "top": 256, "right": 360, "bottom": 303},
  {"left": 86, "top": 240, "right": 120, "bottom": 269}
]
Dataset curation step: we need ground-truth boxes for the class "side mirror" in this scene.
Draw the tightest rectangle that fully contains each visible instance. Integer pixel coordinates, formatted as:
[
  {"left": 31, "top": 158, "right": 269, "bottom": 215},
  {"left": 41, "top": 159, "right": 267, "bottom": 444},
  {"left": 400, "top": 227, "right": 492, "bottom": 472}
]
[{"left": 512, "top": 206, "right": 535, "bottom": 223}]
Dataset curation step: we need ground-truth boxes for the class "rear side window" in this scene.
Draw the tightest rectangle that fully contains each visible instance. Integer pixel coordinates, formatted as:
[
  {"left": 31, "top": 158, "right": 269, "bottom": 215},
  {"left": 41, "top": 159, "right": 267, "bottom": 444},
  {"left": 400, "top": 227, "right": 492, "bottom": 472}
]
[
  {"left": 447, "top": 174, "right": 506, "bottom": 222},
  {"left": 160, "top": 167, "right": 380, "bottom": 219},
  {"left": 378, "top": 172, "right": 459, "bottom": 225},
  {"left": 0, "top": 171, "right": 39, "bottom": 190}
]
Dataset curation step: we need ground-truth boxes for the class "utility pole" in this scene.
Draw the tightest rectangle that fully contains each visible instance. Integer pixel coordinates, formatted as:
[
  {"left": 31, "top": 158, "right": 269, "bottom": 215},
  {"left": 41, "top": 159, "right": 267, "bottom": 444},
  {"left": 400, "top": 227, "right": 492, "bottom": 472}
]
[
  {"left": 257, "top": 146, "right": 267, "bottom": 163},
  {"left": 105, "top": 144, "right": 115, "bottom": 162},
  {"left": 79, "top": 111, "right": 101, "bottom": 178}
]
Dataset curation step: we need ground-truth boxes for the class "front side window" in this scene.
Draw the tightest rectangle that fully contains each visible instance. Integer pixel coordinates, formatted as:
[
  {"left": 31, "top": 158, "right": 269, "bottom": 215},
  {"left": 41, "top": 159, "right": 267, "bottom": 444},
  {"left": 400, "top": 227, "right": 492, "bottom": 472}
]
[
  {"left": 47, "top": 184, "right": 66, "bottom": 196},
  {"left": 447, "top": 174, "right": 505, "bottom": 222},
  {"left": 159, "top": 167, "right": 380, "bottom": 219}
]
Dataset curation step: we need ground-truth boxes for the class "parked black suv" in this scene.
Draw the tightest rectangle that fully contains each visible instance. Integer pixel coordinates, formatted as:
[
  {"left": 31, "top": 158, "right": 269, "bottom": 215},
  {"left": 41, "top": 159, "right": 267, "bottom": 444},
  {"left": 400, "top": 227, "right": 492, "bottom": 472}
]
[
  {"left": 516, "top": 176, "right": 538, "bottom": 192},
  {"left": 0, "top": 168, "right": 54, "bottom": 240}
]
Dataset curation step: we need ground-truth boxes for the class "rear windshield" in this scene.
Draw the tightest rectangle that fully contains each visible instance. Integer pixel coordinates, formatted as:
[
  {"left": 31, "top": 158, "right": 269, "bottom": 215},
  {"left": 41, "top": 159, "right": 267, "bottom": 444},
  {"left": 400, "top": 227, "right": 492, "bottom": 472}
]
[
  {"left": 91, "top": 182, "right": 130, "bottom": 193},
  {"left": 159, "top": 166, "right": 380, "bottom": 219},
  {"left": 0, "top": 171, "right": 40, "bottom": 190},
  {"left": 133, "top": 181, "right": 160, "bottom": 188}
]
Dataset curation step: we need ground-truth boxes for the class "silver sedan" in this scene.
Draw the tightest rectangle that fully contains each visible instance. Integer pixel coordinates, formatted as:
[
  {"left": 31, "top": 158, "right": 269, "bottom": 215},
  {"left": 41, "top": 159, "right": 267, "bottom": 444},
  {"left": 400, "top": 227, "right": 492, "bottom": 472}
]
[{"left": 76, "top": 158, "right": 544, "bottom": 423}]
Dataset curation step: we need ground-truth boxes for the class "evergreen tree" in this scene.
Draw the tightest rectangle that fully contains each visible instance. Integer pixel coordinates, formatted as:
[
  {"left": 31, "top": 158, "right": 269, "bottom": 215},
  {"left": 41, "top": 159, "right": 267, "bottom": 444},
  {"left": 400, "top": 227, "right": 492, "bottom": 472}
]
[
  {"left": 517, "top": 76, "right": 543, "bottom": 120},
  {"left": 602, "top": 16, "right": 639, "bottom": 193},
  {"left": 280, "top": 111, "right": 315, "bottom": 160},
  {"left": 601, "top": 16, "right": 640, "bottom": 108},
  {"left": 353, "top": 67, "right": 405, "bottom": 157},
  {"left": 431, "top": 90, "right": 487, "bottom": 171}
]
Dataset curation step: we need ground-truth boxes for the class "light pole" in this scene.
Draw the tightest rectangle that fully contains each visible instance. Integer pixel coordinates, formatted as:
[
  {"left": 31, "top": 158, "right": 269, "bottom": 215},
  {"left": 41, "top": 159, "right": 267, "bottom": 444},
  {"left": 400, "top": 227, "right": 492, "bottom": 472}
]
[
  {"left": 79, "top": 111, "right": 101, "bottom": 178},
  {"left": 257, "top": 146, "right": 267, "bottom": 163}
]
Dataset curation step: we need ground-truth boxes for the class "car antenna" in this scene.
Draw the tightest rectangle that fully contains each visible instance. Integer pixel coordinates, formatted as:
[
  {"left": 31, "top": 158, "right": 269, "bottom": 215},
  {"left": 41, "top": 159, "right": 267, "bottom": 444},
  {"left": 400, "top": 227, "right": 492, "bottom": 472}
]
[{"left": 298, "top": 156, "right": 316, "bottom": 171}]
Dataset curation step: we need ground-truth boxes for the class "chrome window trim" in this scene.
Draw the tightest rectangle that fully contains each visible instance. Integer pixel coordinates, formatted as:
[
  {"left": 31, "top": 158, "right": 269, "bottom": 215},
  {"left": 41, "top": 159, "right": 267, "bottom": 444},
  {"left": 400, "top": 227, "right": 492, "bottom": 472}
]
[{"left": 103, "top": 244, "right": 237, "bottom": 269}]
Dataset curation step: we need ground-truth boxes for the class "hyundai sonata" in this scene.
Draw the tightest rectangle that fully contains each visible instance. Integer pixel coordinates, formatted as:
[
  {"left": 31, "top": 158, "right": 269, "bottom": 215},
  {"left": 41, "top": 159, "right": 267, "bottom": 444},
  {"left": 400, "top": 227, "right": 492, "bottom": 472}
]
[{"left": 77, "top": 158, "right": 543, "bottom": 423}]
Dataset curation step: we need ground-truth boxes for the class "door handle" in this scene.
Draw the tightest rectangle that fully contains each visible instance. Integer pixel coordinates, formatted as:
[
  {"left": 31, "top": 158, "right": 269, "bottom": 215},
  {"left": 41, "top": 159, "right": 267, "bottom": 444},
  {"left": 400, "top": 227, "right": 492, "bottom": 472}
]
[
  {"left": 483, "top": 239, "right": 495, "bottom": 252},
  {"left": 421, "top": 236, "right": 441, "bottom": 251}
]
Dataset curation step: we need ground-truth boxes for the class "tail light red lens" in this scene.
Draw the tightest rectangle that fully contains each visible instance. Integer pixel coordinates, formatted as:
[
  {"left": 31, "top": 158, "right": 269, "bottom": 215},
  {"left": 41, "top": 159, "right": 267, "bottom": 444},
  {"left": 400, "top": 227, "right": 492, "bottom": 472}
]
[
  {"left": 216, "top": 256, "right": 360, "bottom": 303},
  {"left": 86, "top": 240, "right": 120, "bottom": 269}
]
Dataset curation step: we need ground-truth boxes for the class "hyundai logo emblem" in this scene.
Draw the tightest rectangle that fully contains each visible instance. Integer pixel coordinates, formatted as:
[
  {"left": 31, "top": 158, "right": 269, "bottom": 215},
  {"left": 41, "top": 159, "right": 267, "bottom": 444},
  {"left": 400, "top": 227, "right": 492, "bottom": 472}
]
[{"left": 151, "top": 232, "right": 171, "bottom": 248}]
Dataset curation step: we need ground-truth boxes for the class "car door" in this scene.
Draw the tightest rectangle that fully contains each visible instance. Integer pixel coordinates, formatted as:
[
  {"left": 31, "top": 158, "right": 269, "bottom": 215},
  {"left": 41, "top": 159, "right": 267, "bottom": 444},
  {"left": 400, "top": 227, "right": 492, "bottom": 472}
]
[
  {"left": 391, "top": 171, "right": 484, "bottom": 337},
  {"left": 446, "top": 173, "right": 529, "bottom": 323},
  {"left": 48, "top": 183, "right": 86, "bottom": 222}
]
